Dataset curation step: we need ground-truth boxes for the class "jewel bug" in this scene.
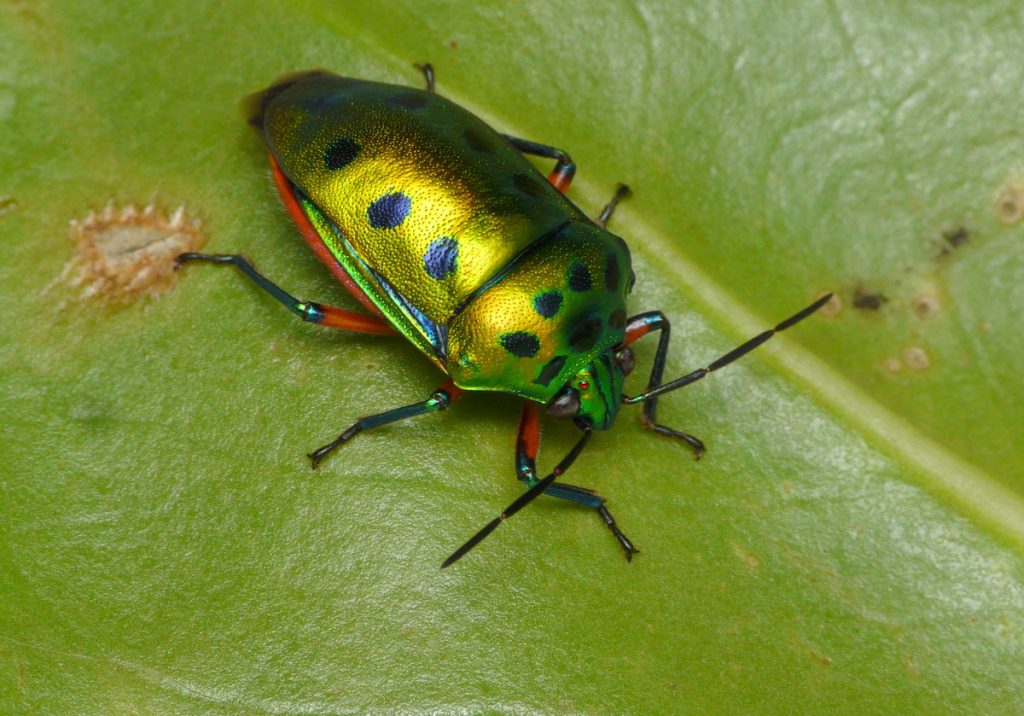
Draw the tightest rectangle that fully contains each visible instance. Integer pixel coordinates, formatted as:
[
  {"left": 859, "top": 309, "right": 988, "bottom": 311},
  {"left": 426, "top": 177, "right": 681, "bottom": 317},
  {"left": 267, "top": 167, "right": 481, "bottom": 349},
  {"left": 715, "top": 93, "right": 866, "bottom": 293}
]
[{"left": 177, "top": 64, "right": 831, "bottom": 567}]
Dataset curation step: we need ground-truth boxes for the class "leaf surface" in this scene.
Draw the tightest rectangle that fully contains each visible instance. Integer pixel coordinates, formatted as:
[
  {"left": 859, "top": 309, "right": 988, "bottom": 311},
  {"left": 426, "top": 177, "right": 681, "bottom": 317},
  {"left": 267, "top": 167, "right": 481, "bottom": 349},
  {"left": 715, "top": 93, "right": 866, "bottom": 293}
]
[{"left": 2, "top": 1, "right": 1023, "bottom": 712}]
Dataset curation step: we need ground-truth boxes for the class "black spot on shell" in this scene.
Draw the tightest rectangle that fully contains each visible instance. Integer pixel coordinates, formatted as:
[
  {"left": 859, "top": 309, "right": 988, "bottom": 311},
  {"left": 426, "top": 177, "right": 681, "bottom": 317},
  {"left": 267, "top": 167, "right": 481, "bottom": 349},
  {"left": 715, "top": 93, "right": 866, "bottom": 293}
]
[
  {"left": 569, "top": 315, "right": 602, "bottom": 353},
  {"left": 605, "top": 254, "right": 620, "bottom": 291},
  {"left": 513, "top": 173, "right": 547, "bottom": 199},
  {"left": 325, "top": 137, "right": 361, "bottom": 170},
  {"left": 463, "top": 126, "right": 495, "bottom": 153},
  {"left": 500, "top": 331, "right": 541, "bottom": 358},
  {"left": 533, "top": 355, "right": 568, "bottom": 386},
  {"left": 609, "top": 309, "right": 626, "bottom": 329},
  {"left": 389, "top": 92, "right": 429, "bottom": 109},
  {"left": 533, "top": 291, "right": 563, "bottom": 318},
  {"left": 568, "top": 262, "right": 592, "bottom": 292}
]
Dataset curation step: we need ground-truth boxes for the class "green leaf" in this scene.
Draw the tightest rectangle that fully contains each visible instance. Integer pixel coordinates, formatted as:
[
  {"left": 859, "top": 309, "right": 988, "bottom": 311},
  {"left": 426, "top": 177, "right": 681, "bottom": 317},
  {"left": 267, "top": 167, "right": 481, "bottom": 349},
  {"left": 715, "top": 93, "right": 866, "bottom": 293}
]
[{"left": 2, "top": 1, "right": 1023, "bottom": 712}]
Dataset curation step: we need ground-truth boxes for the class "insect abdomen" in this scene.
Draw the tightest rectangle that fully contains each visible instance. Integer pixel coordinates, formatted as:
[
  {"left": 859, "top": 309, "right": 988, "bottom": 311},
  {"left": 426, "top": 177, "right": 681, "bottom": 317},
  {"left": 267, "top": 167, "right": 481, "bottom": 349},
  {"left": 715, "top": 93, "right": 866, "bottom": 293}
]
[{"left": 257, "top": 73, "right": 590, "bottom": 365}]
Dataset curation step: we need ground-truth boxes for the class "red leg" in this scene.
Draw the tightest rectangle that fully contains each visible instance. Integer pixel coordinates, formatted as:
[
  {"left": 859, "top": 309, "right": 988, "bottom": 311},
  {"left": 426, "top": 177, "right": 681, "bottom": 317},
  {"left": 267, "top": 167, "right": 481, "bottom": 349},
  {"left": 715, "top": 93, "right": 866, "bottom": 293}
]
[{"left": 511, "top": 401, "right": 638, "bottom": 561}]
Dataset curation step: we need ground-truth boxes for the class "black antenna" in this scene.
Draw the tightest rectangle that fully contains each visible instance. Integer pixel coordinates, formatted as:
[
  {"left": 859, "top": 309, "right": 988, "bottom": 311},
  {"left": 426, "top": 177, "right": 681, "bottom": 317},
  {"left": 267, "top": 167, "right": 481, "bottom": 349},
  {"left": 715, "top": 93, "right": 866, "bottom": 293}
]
[
  {"left": 442, "top": 428, "right": 592, "bottom": 568},
  {"left": 623, "top": 294, "right": 833, "bottom": 405}
]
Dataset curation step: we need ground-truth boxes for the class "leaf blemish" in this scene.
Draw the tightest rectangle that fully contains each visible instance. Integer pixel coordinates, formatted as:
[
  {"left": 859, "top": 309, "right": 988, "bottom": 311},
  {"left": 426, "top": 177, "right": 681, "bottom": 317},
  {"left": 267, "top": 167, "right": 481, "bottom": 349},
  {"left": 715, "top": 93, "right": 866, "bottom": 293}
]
[
  {"left": 816, "top": 290, "right": 842, "bottom": 317},
  {"left": 996, "top": 186, "right": 1024, "bottom": 225},
  {"left": 852, "top": 285, "right": 888, "bottom": 311},
  {"left": 732, "top": 543, "right": 760, "bottom": 569},
  {"left": 938, "top": 226, "right": 970, "bottom": 258},
  {"left": 902, "top": 346, "right": 931, "bottom": 371},
  {"left": 912, "top": 293, "right": 941, "bottom": 320},
  {"left": 63, "top": 202, "right": 206, "bottom": 302}
]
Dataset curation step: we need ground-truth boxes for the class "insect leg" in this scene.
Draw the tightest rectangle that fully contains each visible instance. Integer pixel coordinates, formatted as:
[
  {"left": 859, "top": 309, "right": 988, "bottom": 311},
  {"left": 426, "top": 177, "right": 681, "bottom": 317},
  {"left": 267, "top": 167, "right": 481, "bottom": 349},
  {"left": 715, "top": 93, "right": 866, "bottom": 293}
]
[
  {"left": 501, "top": 135, "right": 576, "bottom": 193},
  {"left": 622, "top": 311, "right": 707, "bottom": 457},
  {"left": 413, "top": 62, "right": 435, "bottom": 92},
  {"left": 596, "top": 184, "right": 632, "bottom": 228},
  {"left": 515, "top": 402, "right": 638, "bottom": 560},
  {"left": 308, "top": 380, "right": 462, "bottom": 468},
  {"left": 175, "top": 253, "right": 395, "bottom": 335},
  {"left": 410, "top": 66, "right": 576, "bottom": 193}
]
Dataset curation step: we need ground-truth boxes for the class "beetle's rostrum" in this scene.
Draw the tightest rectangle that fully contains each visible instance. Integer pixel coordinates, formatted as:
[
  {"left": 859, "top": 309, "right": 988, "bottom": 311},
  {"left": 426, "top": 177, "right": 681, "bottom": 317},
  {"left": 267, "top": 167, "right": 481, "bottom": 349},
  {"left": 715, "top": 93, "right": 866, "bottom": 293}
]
[{"left": 177, "top": 64, "right": 831, "bottom": 567}]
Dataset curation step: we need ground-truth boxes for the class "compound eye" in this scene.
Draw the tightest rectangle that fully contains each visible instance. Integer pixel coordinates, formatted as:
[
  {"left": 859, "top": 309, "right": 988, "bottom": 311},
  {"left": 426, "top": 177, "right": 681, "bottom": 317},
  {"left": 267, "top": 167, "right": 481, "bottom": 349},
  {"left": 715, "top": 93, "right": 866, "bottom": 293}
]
[
  {"left": 546, "top": 388, "right": 581, "bottom": 419},
  {"left": 615, "top": 346, "right": 636, "bottom": 376}
]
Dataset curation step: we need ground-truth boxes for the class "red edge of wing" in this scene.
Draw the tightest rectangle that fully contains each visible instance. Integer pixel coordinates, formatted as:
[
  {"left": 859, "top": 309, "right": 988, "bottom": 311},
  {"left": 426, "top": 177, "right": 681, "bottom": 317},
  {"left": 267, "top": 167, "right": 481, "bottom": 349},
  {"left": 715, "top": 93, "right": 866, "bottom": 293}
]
[{"left": 269, "top": 153, "right": 384, "bottom": 317}]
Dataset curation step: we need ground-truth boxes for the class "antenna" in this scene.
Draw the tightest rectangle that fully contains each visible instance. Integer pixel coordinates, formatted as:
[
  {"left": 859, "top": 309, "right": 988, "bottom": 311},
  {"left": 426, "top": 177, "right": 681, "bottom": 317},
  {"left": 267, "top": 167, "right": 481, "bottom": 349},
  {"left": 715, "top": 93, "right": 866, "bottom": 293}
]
[
  {"left": 442, "top": 428, "right": 592, "bottom": 568},
  {"left": 624, "top": 294, "right": 833, "bottom": 405}
]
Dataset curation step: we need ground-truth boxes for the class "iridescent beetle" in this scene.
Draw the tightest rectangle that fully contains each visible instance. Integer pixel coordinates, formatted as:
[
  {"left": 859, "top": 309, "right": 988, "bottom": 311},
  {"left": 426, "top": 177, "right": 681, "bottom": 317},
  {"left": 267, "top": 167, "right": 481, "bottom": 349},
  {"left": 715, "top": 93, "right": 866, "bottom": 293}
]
[{"left": 178, "top": 65, "right": 831, "bottom": 567}]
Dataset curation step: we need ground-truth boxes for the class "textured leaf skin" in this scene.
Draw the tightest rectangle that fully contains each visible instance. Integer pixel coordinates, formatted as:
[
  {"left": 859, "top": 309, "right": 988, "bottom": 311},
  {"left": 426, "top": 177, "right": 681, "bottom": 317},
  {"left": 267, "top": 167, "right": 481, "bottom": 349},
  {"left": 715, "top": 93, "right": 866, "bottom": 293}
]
[{"left": 2, "top": 1, "right": 1023, "bottom": 713}]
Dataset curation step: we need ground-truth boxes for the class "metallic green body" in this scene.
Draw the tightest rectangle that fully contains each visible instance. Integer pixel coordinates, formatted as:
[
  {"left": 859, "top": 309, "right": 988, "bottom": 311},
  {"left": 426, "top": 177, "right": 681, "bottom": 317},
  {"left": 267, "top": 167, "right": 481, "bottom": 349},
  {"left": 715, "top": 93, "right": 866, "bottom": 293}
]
[{"left": 253, "top": 72, "right": 632, "bottom": 407}]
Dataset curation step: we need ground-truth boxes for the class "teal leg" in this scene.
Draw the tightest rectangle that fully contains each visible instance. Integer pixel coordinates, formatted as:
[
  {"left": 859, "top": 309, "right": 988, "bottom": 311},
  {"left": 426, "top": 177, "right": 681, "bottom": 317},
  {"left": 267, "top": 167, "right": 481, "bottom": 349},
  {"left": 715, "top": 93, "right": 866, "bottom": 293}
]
[
  {"left": 501, "top": 135, "right": 576, "bottom": 192},
  {"left": 515, "top": 402, "right": 638, "bottom": 560},
  {"left": 175, "top": 252, "right": 393, "bottom": 334},
  {"left": 414, "top": 62, "right": 435, "bottom": 92},
  {"left": 596, "top": 184, "right": 632, "bottom": 228},
  {"left": 308, "top": 381, "right": 462, "bottom": 468}
]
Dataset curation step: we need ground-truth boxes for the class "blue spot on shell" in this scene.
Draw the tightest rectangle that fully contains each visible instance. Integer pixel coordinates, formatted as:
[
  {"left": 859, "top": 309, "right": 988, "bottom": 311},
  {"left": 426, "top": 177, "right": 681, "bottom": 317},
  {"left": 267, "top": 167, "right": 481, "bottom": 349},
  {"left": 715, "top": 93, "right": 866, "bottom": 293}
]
[
  {"left": 423, "top": 237, "right": 459, "bottom": 280},
  {"left": 301, "top": 88, "right": 348, "bottom": 114},
  {"left": 368, "top": 192, "right": 412, "bottom": 229},
  {"left": 533, "top": 291, "right": 563, "bottom": 318}
]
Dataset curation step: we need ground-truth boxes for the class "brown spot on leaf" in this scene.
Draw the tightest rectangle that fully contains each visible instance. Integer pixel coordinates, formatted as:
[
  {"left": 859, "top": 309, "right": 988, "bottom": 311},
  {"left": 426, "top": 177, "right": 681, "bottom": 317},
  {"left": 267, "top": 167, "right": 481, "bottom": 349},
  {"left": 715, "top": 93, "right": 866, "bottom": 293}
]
[
  {"left": 732, "top": 543, "right": 760, "bottom": 569},
  {"left": 912, "top": 294, "right": 940, "bottom": 319},
  {"left": 997, "top": 186, "right": 1024, "bottom": 225},
  {"left": 938, "top": 226, "right": 969, "bottom": 258},
  {"left": 63, "top": 202, "right": 205, "bottom": 301},
  {"left": 902, "top": 346, "right": 931, "bottom": 371},
  {"left": 944, "top": 226, "right": 969, "bottom": 249},
  {"left": 853, "top": 286, "right": 888, "bottom": 311}
]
